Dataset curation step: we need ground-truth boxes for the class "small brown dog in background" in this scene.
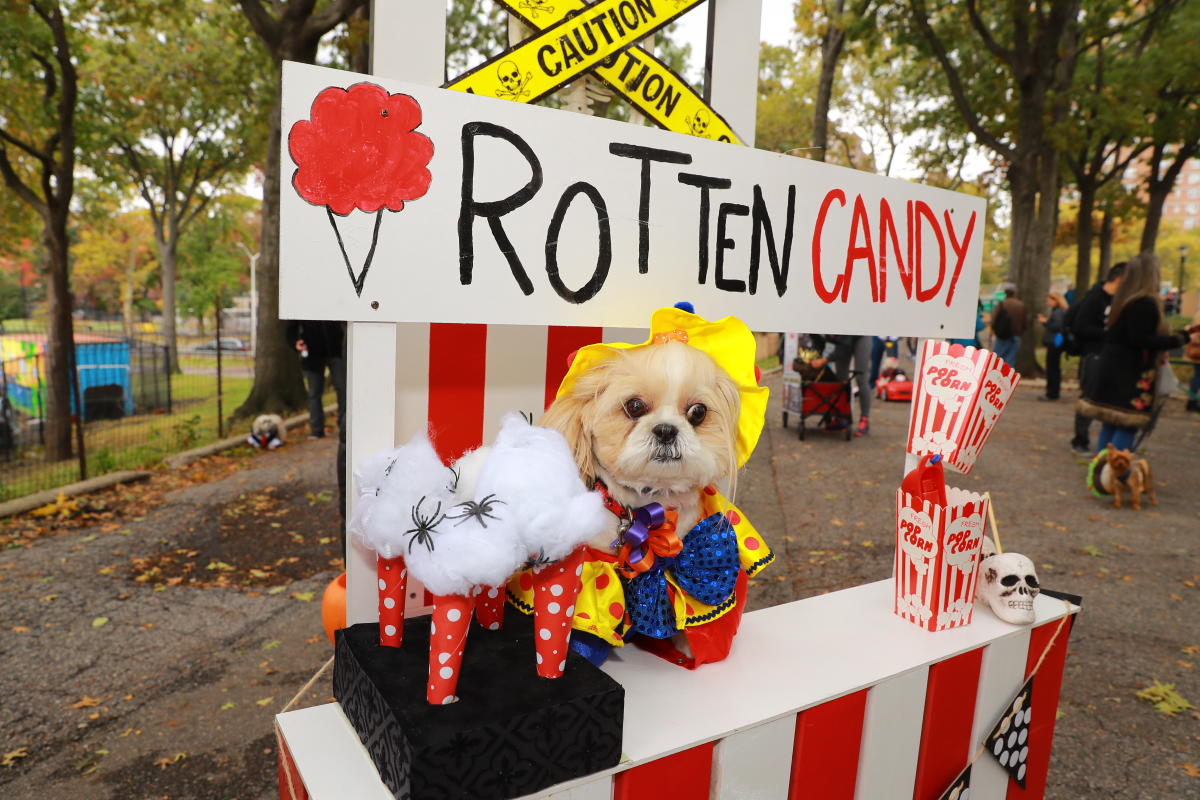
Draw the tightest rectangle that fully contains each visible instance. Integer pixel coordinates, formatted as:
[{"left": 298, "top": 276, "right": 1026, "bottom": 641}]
[{"left": 1098, "top": 444, "right": 1156, "bottom": 510}]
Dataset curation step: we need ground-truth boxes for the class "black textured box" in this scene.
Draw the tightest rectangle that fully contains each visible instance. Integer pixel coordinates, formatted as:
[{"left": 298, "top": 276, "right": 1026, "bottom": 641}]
[{"left": 333, "top": 614, "right": 624, "bottom": 800}]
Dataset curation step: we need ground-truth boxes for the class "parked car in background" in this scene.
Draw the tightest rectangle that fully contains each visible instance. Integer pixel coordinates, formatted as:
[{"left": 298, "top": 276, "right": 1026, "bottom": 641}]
[{"left": 193, "top": 337, "right": 249, "bottom": 352}]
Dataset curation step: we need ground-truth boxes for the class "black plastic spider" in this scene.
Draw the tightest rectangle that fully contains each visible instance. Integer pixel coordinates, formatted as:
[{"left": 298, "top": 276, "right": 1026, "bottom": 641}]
[
  {"left": 518, "top": 410, "right": 534, "bottom": 425},
  {"left": 446, "top": 465, "right": 461, "bottom": 494},
  {"left": 522, "top": 548, "right": 554, "bottom": 571},
  {"left": 405, "top": 496, "right": 446, "bottom": 553},
  {"left": 449, "top": 493, "right": 505, "bottom": 528}
]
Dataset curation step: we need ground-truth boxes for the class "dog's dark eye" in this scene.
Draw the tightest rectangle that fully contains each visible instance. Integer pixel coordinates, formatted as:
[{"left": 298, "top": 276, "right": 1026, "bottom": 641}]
[
  {"left": 623, "top": 397, "right": 649, "bottom": 418},
  {"left": 686, "top": 403, "right": 707, "bottom": 426}
]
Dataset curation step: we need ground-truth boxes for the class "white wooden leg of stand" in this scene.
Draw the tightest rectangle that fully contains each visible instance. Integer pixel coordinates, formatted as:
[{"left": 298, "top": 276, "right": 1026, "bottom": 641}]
[
  {"left": 969, "top": 629, "right": 1033, "bottom": 800},
  {"left": 854, "top": 665, "right": 928, "bottom": 799},
  {"left": 710, "top": 714, "right": 794, "bottom": 799}
]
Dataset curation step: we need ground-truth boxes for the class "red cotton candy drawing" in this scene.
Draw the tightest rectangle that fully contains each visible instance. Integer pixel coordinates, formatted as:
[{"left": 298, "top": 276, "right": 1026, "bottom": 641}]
[{"left": 288, "top": 83, "right": 434, "bottom": 296}]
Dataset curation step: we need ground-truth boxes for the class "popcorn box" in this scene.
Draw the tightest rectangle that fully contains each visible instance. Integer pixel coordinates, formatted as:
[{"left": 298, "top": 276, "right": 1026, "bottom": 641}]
[
  {"left": 906, "top": 340, "right": 1020, "bottom": 473},
  {"left": 893, "top": 487, "right": 989, "bottom": 631}
]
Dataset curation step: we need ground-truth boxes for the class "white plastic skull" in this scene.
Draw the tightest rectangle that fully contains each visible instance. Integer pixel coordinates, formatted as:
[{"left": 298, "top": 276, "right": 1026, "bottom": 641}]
[{"left": 977, "top": 552, "right": 1039, "bottom": 624}]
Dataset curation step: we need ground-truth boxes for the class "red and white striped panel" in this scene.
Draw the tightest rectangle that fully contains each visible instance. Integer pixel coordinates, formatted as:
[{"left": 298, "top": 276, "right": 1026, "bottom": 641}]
[
  {"left": 278, "top": 582, "right": 1077, "bottom": 800},
  {"left": 346, "top": 323, "right": 646, "bottom": 622}
]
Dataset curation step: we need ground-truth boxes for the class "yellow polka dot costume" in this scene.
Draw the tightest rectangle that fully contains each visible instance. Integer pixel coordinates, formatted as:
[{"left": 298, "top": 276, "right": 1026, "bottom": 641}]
[{"left": 508, "top": 306, "right": 772, "bottom": 667}]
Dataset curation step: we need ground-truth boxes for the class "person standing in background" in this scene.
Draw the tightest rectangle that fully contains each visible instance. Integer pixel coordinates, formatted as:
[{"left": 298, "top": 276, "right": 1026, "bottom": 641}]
[
  {"left": 1077, "top": 254, "right": 1198, "bottom": 452},
  {"left": 1037, "top": 292, "right": 1067, "bottom": 401},
  {"left": 1068, "top": 263, "right": 1125, "bottom": 452},
  {"left": 990, "top": 285, "right": 1026, "bottom": 367},
  {"left": 286, "top": 320, "right": 346, "bottom": 439},
  {"left": 1185, "top": 306, "right": 1200, "bottom": 413}
]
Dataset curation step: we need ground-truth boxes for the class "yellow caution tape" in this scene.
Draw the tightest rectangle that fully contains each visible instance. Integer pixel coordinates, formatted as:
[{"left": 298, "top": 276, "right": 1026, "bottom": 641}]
[{"left": 445, "top": 0, "right": 742, "bottom": 145}]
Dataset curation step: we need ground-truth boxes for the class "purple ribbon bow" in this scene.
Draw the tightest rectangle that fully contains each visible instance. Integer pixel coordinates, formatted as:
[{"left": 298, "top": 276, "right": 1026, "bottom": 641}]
[{"left": 622, "top": 502, "right": 666, "bottom": 569}]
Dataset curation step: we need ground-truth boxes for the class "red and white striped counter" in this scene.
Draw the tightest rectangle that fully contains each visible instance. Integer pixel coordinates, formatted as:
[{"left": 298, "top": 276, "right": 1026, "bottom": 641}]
[{"left": 277, "top": 579, "right": 1077, "bottom": 800}]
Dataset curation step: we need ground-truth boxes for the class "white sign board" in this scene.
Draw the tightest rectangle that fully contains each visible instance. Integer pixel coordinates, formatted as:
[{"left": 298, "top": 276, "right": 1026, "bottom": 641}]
[{"left": 280, "top": 62, "right": 986, "bottom": 337}]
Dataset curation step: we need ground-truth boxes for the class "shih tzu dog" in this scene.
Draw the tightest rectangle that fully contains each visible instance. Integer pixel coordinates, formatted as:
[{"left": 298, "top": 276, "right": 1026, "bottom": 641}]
[
  {"left": 541, "top": 340, "right": 740, "bottom": 540},
  {"left": 529, "top": 307, "right": 771, "bottom": 669}
]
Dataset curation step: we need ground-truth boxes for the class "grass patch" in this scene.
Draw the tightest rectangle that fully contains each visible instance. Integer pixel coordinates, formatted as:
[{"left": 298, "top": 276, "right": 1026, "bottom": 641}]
[{"left": 2, "top": 373, "right": 332, "bottom": 501}]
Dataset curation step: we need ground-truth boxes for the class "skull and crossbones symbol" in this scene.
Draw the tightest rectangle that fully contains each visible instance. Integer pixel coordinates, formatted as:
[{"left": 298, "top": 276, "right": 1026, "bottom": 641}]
[
  {"left": 495, "top": 60, "right": 532, "bottom": 100},
  {"left": 686, "top": 108, "right": 711, "bottom": 137},
  {"left": 519, "top": 0, "right": 555, "bottom": 17}
]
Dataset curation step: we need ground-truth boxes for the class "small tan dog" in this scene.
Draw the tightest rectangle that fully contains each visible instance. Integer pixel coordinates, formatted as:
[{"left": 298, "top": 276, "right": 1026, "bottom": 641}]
[{"left": 1098, "top": 444, "right": 1155, "bottom": 510}]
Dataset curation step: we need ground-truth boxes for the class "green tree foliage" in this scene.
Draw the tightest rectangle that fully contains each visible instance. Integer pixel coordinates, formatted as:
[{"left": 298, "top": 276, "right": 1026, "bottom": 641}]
[
  {"left": 72, "top": 205, "right": 156, "bottom": 338},
  {"left": 177, "top": 193, "right": 259, "bottom": 328},
  {"left": 446, "top": 0, "right": 508, "bottom": 79},
  {"left": 86, "top": 0, "right": 270, "bottom": 373},
  {"left": 0, "top": 0, "right": 85, "bottom": 460}
]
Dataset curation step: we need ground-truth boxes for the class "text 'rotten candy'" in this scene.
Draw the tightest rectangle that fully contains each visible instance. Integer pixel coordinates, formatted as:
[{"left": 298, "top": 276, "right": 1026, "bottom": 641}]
[{"left": 458, "top": 124, "right": 978, "bottom": 307}]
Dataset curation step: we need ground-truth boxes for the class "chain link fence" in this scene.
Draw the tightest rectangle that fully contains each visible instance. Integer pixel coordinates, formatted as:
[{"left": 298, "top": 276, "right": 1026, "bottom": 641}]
[{"left": 1, "top": 323, "right": 255, "bottom": 503}]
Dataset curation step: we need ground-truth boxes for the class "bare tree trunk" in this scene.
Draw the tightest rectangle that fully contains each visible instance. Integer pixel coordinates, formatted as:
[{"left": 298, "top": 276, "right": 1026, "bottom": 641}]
[
  {"left": 153, "top": 221, "right": 181, "bottom": 373},
  {"left": 1073, "top": 182, "right": 1096, "bottom": 295},
  {"left": 812, "top": 0, "right": 847, "bottom": 163},
  {"left": 1140, "top": 183, "right": 1170, "bottom": 254},
  {"left": 235, "top": 88, "right": 307, "bottom": 418},
  {"left": 1097, "top": 209, "right": 1113, "bottom": 282},
  {"left": 122, "top": 239, "right": 136, "bottom": 342},
  {"left": 42, "top": 213, "right": 75, "bottom": 460}
]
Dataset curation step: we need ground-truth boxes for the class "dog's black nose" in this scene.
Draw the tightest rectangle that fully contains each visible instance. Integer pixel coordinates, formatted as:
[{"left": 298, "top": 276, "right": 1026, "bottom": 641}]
[{"left": 652, "top": 423, "right": 677, "bottom": 444}]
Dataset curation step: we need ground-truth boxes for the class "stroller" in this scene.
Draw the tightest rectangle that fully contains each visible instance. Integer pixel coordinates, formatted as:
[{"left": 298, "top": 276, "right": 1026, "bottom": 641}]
[{"left": 784, "top": 347, "right": 857, "bottom": 441}]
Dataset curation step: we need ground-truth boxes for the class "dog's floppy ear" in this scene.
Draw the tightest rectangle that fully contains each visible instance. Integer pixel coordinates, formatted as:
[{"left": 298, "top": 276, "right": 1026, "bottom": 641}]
[{"left": 539, "top": 388, "right": 598, "bottom": 482}]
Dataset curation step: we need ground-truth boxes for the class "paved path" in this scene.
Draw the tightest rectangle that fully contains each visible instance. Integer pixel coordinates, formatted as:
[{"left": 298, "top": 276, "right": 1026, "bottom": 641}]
[{"left": 1, "top": 376, "right": 1197, "bottom": 798}]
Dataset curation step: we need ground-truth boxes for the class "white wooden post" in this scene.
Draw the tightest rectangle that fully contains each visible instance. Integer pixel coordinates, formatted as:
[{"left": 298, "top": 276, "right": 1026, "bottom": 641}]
[
  {"left": 344, "top": 0, "right": 446, "bottom": 625},
  {"left": 706, "top": 0, "right": 762, "bottom": 146}
]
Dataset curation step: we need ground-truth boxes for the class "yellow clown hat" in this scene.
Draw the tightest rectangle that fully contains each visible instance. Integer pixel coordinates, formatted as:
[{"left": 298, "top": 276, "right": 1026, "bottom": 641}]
[{"left": 555, "top": 305, "right": 769, "bottom": 467}]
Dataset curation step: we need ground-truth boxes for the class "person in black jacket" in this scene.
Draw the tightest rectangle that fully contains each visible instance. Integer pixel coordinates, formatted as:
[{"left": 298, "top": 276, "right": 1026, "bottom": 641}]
[
  {"left": 1077, "top": 255, "right": 1198, "bottom": 452},
  {"left": 1037, "top": 292, "right": 1067, "bottom": 400},
  {"left": 285, "top": 320, "right": 346, "bottom": 439},
  {"left": 1068, "top": 262, "right": 1125, "bottom": 452}
]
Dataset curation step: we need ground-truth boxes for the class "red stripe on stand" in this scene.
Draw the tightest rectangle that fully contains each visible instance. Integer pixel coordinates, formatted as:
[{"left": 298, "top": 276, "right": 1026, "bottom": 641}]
[
  {"left": 544, "top": 326, "right": 603, "bottom": 410},
  {"left": 788, "top": 689, "right": 868, "bottom": 800},
  {"left": 912, "top": 648, "right": 983, "bottom": 800},
  {"left": 614, "top": 742, "right": 715, "bottom": 800},
  {"left": 427, "top": 323, "right": 487, "bottom": 463},
  {"left": 277, "top": 736, "right": 309, "bottom": 800},
  {"left": 1006, "top": 617, "right": 1074, "bottom": 800}
]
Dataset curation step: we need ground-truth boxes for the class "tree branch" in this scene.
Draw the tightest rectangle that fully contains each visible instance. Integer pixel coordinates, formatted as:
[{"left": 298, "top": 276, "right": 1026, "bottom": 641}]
[
  {"left": 238, "top": 0, "right": 282, "bottom": 53},
  {"left": 0, "top": 148, "right": 49, "bottom": 217},
  {"left": 303, "top": 0, "right": 367, "bottom": 47},
  {"left": 906, "top": 0, "right": 1013, "bottom": 160},
  {"left": 966, "top": 0, "right": 1014, "bottom": 67}
]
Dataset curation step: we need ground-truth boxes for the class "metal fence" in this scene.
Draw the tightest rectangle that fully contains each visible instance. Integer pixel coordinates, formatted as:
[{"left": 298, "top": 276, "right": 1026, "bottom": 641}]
[{"left": 0, "top": 325, "right": 255, "bottom": 503}]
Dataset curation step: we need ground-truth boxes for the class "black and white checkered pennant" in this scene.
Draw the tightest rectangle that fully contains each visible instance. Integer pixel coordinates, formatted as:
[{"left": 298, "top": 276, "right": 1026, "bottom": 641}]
[
  {"left": 986, "top": 675, "right": 1034, "bottom": 788},
  {"left": 936, "top": 762, "right": 972, "bottom": 800}
]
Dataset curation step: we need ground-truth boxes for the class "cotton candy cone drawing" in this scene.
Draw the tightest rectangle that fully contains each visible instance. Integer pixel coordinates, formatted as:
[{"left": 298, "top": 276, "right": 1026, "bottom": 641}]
[{"left": 288, "top": 82, "right": 434, "bottom": 296}]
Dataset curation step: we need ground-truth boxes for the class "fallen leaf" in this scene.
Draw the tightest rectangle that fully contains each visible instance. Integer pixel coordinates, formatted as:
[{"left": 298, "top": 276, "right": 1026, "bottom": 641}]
[
  {"left": 39, "top": 594, "right": 58, "bottom": 603},
  {"left": 1081, "top": 545, "right": 1104, "bottom": 558},
  {"left": 91, "top": 617, "right": 109, "bottom": 628},
  {"left": 97, "top": 566, "right": 114, "bottom": 575},
  {"left": 11, "top": 626, "right": 29, "bottom": 633},
  {"left": 1182, "top": 645, "right": 1200, "bottom": 655},
  {"left": 255, "top": 697, "right": 274, "bottom": 706},
  {"left": 261, "top": 640, "right": 281, "bottom": 651},
  {"left": 220, "top": 702, "right": 236, "bottom": 711},
  {"left": 64, "top": 696, "right": 102, "bottom": 709},
  {"left": 831, "top": 518, "right": 844, "bottom": 527},
  {"left": 1135, "top": 681, "right": 1196, "bottom": 716},
  {"left": 1179, "top": 763, "right": 1200, "bottom": 778},
  {"left": 267, "top": 586, "right": 287, "bottom": 595},
  {"left": 1, "top": 747, "right": 30, "bottom": 767},
  {"left": 154, "top": 752, "right": 187, "bottom": 769},
  {"left": 291, "top": 592, "right": 314, "bottom": 603}
]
